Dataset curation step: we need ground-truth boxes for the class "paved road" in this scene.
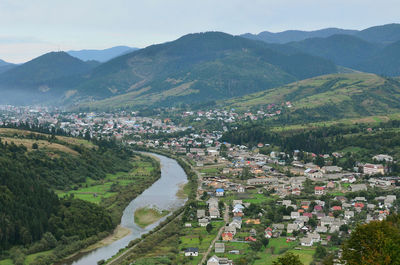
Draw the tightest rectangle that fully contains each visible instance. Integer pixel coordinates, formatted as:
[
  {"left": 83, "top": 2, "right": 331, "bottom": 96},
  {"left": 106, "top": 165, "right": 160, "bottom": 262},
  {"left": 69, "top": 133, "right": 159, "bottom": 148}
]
[{"left": 198, "top": 203, "right": 229, "bottom": 265}]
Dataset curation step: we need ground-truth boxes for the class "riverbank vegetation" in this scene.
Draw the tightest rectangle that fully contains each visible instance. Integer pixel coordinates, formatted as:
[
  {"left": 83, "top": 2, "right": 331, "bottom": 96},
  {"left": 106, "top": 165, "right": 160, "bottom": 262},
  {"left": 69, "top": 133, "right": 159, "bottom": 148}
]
[
  {"left": 134, "top": 207, "right": 170, "bottom": 228},
  {"left": 0, "top": 129, "right": 161, "bottom": 265},
  {"left": 103, "top": 147, "right": 198, "bottom": 264}
]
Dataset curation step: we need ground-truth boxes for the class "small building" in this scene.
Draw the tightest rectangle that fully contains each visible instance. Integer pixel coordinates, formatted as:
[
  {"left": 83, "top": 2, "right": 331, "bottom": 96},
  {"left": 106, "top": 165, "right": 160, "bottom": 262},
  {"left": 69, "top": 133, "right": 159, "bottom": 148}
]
[
  {"left": 314, "top": 186, "right": 325, "bottom": 195},
  {"left": 350, "top": 184, "right": 368, "bottom": 192},
  {"left": 197, "top": 209, "right": 206, "bottom": 218},
  {"left": 215, "top": 242, "right": 225, "bottom": 253},
  {"left": 300, "top": 237, "right": 313, "bottom": 247},
  {"left": 363, "top": 163, "right": 385, "bottom": 175},
  {"left": 199, "top": 218, "right": 210, "bottom": 227},
  {"left": 222, "top": 232, "right": 233, "bottom": 241},
  {"left": 207, "top": 255, "right": 219, "bottom": 265},
  {"left": 185, "top": 247, "right": 199, "bottom": 256},
  {"left": 237, "top": 185, "right": 245, "bottom": 193},
  {"left": 216, "top": 188, "right": 225, "bottom": 197}
]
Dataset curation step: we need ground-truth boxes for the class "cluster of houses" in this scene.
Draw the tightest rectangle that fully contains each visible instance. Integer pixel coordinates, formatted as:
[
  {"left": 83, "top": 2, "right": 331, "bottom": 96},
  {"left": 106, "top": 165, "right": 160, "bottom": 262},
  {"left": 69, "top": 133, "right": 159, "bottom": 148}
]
[{"left": 197, "top": 197, "right": 221, "bottom": 227}]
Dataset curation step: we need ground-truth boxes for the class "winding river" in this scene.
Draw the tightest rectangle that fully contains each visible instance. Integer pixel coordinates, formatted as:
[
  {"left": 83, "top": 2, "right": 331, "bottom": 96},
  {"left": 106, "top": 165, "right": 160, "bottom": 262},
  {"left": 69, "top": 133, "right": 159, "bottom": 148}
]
[{"left": 64, "top": 153, "right": 188, "bottom": 265}]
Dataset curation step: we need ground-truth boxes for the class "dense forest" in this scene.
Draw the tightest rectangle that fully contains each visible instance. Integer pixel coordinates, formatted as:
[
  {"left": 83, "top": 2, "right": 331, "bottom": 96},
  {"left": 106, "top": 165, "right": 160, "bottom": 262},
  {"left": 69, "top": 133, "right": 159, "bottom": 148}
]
[{"left": 0, "top": 132, "right": 133, "bottom": 257}]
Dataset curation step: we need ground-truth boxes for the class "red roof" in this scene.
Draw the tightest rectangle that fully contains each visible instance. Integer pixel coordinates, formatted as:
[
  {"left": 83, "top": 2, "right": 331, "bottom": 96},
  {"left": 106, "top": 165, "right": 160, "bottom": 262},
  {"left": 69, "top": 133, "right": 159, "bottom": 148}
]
[
  {"left": 245, "top": 236, "right": 257, "bottom": 242},
  {"left": 314, "top": 205, "right": 323, "bottom": 211},
  {"left": 332, "top": 206, "right": 342, "bottom": 211},
  {"left": 303, "top": 213, "right": 313, "bottom": 218},
  {"left": 355, "top": 203, "right": 365, "bottom": 208},
  {"left": 315, "top": 186, "right": 325, "bottom": 190}
]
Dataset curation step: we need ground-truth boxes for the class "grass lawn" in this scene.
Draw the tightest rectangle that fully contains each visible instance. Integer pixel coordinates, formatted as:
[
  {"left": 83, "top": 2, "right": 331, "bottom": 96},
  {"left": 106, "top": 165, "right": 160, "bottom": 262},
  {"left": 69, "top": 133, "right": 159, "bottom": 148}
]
[
  {"left": 25, "top": 250, "right": 54, "bottom": 264},
  {"left": 243, "top": 193, "right": 276, "bottom": 204},
  {"left": 134, "top": 207, "right": 170, "bottom": 228},
  {"left": 198, "top": 167, "right": 221, "bottom": 175},
  {"left": 255, "top": 248, "right": 315, "bottom": 265},
  {"left": 0, "top": 260, "right": 13, "bottom": 265}
]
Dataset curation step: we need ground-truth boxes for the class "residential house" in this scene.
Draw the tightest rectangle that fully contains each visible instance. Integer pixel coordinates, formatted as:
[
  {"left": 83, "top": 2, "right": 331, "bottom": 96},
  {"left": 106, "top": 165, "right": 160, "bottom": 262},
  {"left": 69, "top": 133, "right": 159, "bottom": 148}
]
[
  {"left": 225, "top": 225, "right": 237, "bottom": 235},
  {"left": 350, "top": 184, "right": 368, "bottom": 192},
  {"left": 222, "top": 232, "right": 233, "bottom": 241},
  {"left": 216, "top": 188, "right": 225, "bottom": 197},
  {"left": 363, "top": 163, "right": 385, "bottom": 175},
  {"left": 300, "top": 237, "right": 313, "bottom": 247},
  {"left": 215, "top": 242, "right": 225, "bottom": 253},
  {"left": 287, "top": 223, "right": 299, "bottom": 233},
  {"left": 210, "top": 208, "right": 220, "bottom": 219},
  {"left": 197, "top": 209, "right": 206, "bottom": 218},
  {"left": 314, "top": 186, "right": 325, "bottom": 195},
  {"left": 321, "top": 166, "right": 342, "bottom": 174},
  {"left": 185, "top": 247, "right": 199, "bottom": 256},
  {"left": 199, "top": 218, "right": 210, "bottom": 227}
]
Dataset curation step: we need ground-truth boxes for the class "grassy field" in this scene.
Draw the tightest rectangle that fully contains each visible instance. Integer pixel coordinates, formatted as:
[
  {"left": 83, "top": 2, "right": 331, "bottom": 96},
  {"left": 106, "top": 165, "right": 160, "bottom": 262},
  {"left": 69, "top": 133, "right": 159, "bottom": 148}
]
[
  {"left": 24, "top": 250, "right": 54, "bottom": 265},
  {"left": 134, "top": 207, "right": 170, "bottom": 228},
  {"left": 0, "top": 136, "right": 79, "bottom": 155},
  {"left": 57, "top": 157, "right": 155, "bottom": 204},
  {"left": 0, "top": 260, "right": 12, "bottom": 265},
  {"left": 0, "top": 128, "right": 95, "bottom": 149},
  {"left": 177, "top": 221, "right": 225, "bottom": 265},
  {"left": 242, "top": 192, "right": 277, "bottom": 204},
  {"left": 270, "top": 113, "right": 400, "bottom": 132},
  {"left": 254, "top": 238, "right": 315, "bottom": 265}
]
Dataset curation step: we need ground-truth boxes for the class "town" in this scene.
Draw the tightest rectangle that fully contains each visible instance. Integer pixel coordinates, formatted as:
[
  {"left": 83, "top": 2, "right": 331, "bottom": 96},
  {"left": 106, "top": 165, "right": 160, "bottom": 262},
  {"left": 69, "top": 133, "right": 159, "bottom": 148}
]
[{"left": 1, "top": 105, "right": 399, "bottom": 265}]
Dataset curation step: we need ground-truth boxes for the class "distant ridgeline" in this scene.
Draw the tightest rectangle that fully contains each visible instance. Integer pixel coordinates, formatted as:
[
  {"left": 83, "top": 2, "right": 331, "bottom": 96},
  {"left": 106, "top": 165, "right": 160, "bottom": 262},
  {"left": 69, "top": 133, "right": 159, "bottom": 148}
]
[
  {"left": 1, "top": 24, "right": 400, "bottom": 111},
  {"left": 0, "top": 129, "right": 132, "bottom": 256}
]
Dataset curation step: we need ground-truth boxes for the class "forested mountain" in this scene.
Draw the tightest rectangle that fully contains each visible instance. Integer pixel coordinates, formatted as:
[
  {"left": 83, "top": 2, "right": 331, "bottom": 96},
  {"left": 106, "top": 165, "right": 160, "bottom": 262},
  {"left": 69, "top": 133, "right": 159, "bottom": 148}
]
[
  {"left": 0, "top": 52, "right": 97, "bottom": 88},
  {"left": 0, "top": 52, "right": 99, "bottom": 105},
  {"left": 1, "top": 24, "right": 400, "bottom": 108},
  {"left": 71, "top": 32, "right": 336, "bottom": 109},
  {"left": 287, "top": 34, "right": 382, "bottom": 68},
  {"left": 355, "top": 23, "right": 400, "bottom": 44},
  {"left": 0, "top": 59, "right": 16, "bottom": 74},
  {"left": 0, "top": 129, "right": 132, "bottom": 252},
  {"left": 223, "top": 73, "right": 400, "bottom": 123},
  {"left": 67, "top": 46, "right": 138, "bottom": 62},
  {"left": 242, "top": 23, "right": 400, "bottom": 44},
  {"left": 356, "top": 40, "right": 400, "bottom": 76},
  {"left": 241, "top": 28, "right": 358, "bottom": 44},
  {"left": 242, "top": 24, "right": 400, "bottom": 76}
]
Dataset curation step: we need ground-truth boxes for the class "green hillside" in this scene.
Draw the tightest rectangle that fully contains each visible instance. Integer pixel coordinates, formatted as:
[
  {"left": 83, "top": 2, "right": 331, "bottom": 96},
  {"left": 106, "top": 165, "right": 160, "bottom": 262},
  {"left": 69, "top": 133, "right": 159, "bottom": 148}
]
[
  {"left": 0, "top": 52, "right": 95, "bottom": 87},
  {"left": 223, "top": 73, "right": 400, "bottom": 122},
  {"left": 356, "top": 41, "right": 400, "bottom": 76},
  {"left": 288, "top": 34, "right": 381, "bottom": 68},
  {"left": 70, "top": 32, "right": 336, "bottom": 109},
  {"left": 0, "top": 52, "right": 99, "bottom": 105}
]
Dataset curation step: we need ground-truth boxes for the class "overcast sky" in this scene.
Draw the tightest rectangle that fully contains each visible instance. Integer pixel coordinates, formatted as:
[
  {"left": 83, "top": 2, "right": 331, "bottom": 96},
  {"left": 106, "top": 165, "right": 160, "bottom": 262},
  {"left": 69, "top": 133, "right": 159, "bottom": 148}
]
[{"left": 1, "top": 0, "right": 399, "bottom": 63}]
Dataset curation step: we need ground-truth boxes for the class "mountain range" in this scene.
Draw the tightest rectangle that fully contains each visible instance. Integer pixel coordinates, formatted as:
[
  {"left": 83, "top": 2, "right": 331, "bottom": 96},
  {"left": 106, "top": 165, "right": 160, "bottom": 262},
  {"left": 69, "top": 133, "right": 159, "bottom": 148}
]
[
  {"left": 0, "top": 59, "right": 16, "bottom": 74},
  {"left": 0, "top": 32, "right": 336, "bottom": 106},
  {"left": 67, "top": 46, "right": 138, "bottom": 62},
  {"left": 242, "top": 23, "right": 400, "bottom": 76},
  {"left": 0, "top": 23, "right": 400, "bottom": 110},
  {"left": 241, "top": 23, "right": 400, "bottom": 44}
]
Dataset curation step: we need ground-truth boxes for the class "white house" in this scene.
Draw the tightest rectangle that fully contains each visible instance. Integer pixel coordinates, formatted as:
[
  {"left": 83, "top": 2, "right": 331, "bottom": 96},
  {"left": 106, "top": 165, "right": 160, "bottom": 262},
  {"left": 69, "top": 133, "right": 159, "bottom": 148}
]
[{"left": 185, "top": 247, "right": 199, "bottom": 256}]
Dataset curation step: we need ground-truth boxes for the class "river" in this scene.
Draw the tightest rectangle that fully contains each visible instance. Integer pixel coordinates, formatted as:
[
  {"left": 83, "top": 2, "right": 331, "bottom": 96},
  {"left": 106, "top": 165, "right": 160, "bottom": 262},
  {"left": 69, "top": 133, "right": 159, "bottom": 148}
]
[{"left": 64, "top": 153, "right": 188, "bottom": 265}]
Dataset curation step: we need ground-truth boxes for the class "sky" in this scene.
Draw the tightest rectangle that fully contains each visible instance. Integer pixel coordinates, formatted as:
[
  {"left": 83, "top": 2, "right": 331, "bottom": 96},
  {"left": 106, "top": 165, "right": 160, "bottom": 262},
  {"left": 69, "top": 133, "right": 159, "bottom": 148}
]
[{"left": 0, "top": 0, "right": 399, "bottom": 63}]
